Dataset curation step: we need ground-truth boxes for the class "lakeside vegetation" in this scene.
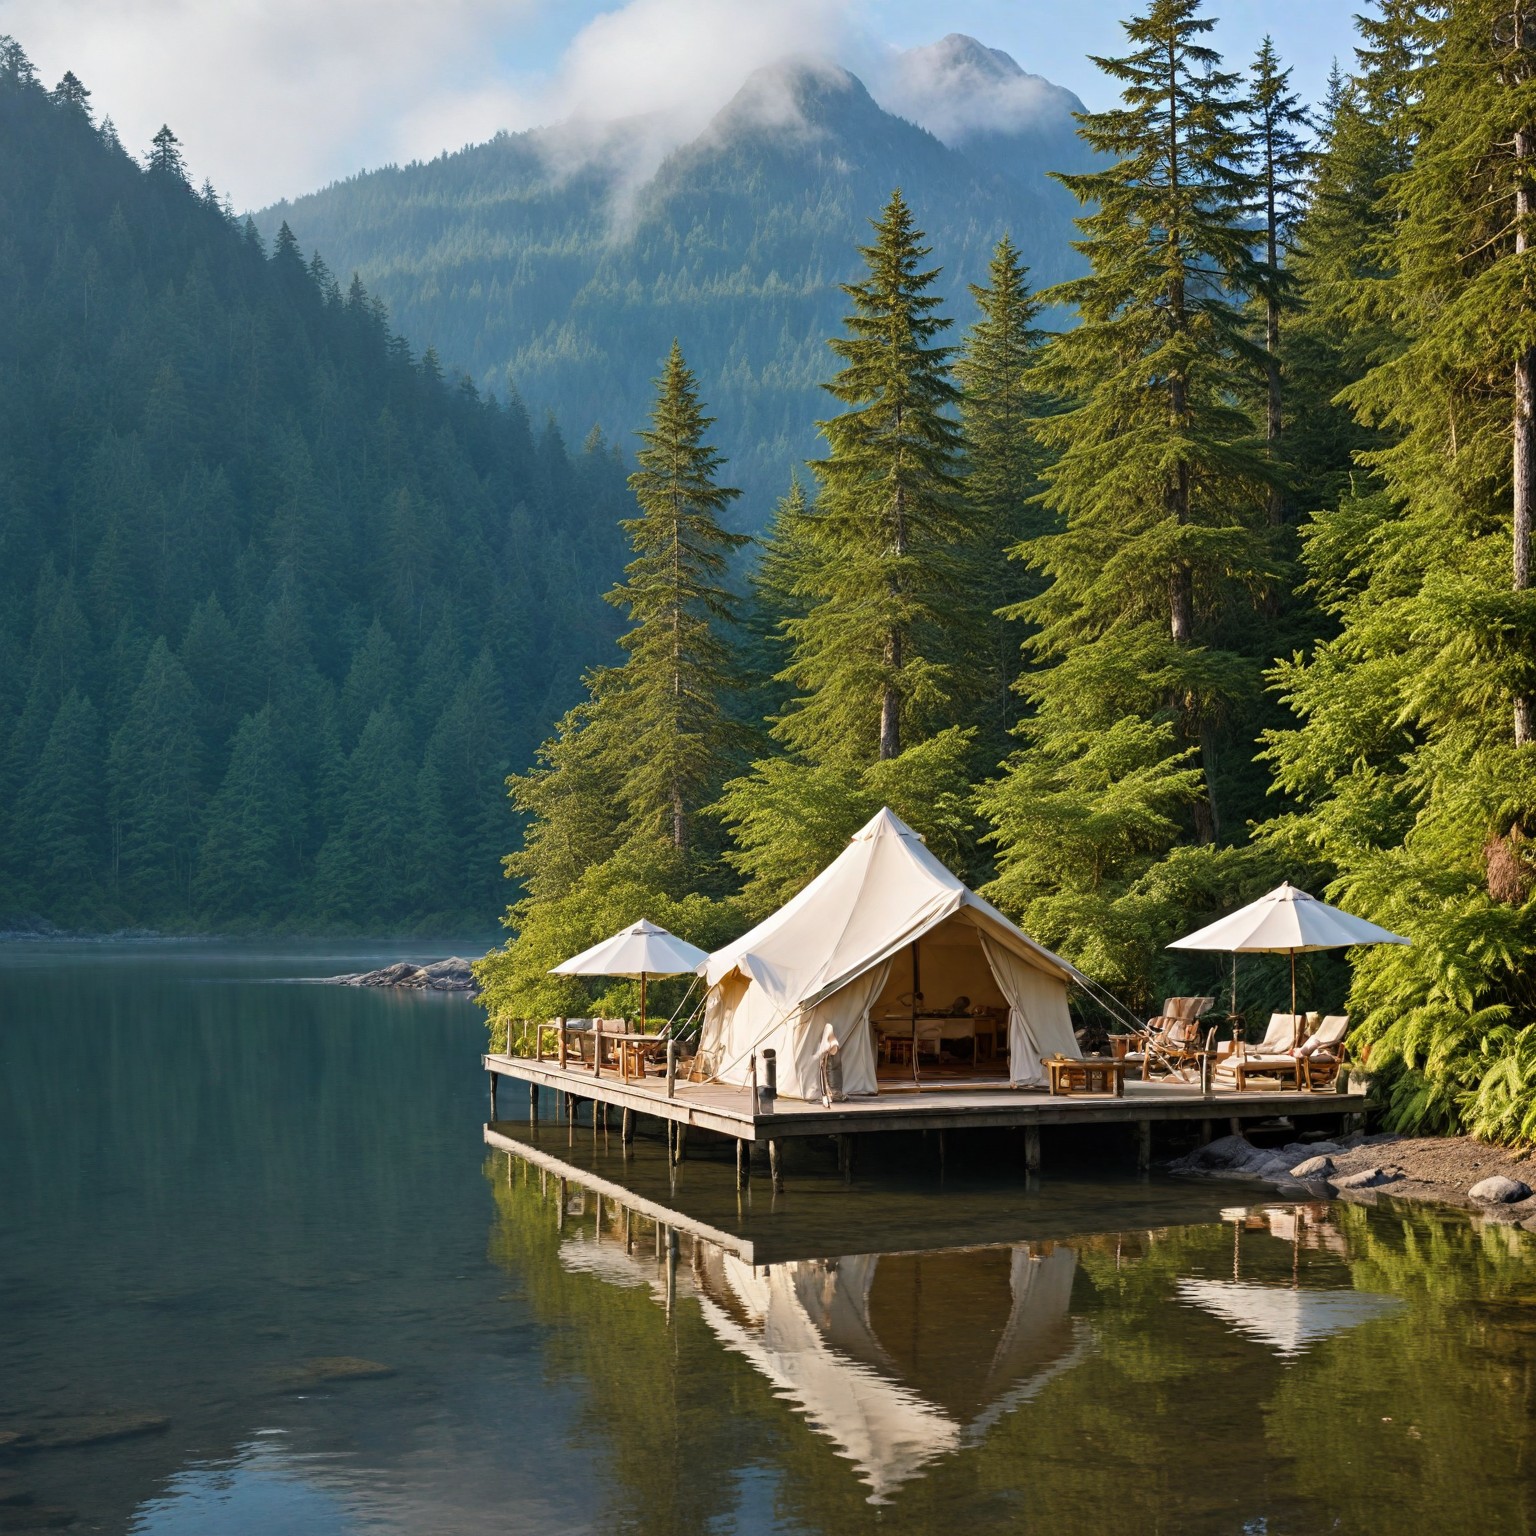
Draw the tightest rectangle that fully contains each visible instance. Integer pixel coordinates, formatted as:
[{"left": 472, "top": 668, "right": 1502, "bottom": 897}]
[{"left": 480, "top": 0, "right": 1536, "bottom": 1146}]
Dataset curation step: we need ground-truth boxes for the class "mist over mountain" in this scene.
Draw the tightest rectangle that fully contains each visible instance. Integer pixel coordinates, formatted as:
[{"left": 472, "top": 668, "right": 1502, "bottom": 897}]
[{"left": 258, "top": 36, "right": 1093, "bottom": 517}]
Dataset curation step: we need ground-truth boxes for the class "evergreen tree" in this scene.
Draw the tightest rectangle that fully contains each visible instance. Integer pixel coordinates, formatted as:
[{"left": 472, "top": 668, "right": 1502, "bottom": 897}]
[
  {"left": 604, "top": 342, "right": 748, "bottom": 852},
  {"left": 16, "top": 691, "right": 105, "bottom": 914},
  {"left": 107, "top": 640, "right": 204, "bottom": 913},
  {"left": 778, "top": 190, "right": 969, "bottom": 764},
  {"left": 1012, "top": 0, "right": 1270, "bottom": 848},
  {"left": 955, "top": 234, "right": 1048, "bottom": 751},
  {"left": 1245, "top": 38, "right": 1314, "bottom": 526},
  {"left": 1260, "top": 0, "right": 1536, "bottom": 1141},
  {"left": 146, "top": 124, "right": 186, "bottom": 181},
  {"left": 195, "top": 706, "right": 299, "bottom": 921},
  {"left": 50, "top": 71, "right": 91, "bottom": 121}
]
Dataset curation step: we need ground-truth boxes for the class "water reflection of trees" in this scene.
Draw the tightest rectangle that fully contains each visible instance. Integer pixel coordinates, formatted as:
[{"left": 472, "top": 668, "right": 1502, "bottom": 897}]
[{"left": 486, "top": 1154, "right": 1536, "bottom": 1535}]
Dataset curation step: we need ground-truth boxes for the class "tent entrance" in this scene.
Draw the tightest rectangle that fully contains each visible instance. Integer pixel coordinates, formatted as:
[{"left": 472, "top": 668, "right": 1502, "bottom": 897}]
[{"left": 866, "top": 914, "right": 1012, "bottom": 1086}]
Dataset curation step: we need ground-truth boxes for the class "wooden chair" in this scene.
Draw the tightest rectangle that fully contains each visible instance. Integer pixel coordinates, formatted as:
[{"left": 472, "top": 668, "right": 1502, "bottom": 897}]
[
  {"left": 1297, "top": 1015, "right": 1350, "bottom": 1091},
  {"left": 1138, "top": 996, "right": 1215, "bottom": 1081},
  {"left": 1144, "top": 1020, "right": 1218, "bottom": 1083}
]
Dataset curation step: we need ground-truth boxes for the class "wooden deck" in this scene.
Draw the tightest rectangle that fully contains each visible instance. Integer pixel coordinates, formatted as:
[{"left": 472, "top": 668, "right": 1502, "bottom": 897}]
[{"left": 482, "top": 1051, "right": 1368, "bottom": 1154}]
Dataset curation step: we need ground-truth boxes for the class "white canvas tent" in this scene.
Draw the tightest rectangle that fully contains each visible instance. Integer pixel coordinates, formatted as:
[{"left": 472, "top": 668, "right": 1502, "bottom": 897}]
[{"left": 696, "top": 808, "right": 1086, "bottom": 1097}]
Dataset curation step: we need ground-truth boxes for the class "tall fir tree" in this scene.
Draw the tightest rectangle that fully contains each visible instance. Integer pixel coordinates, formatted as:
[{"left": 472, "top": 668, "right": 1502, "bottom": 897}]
[
  {"left": 107, "top": 639, "right": 204, "bottom": 914},
  {"left": 778, "top": 190, "right": 970, "bottom": 765},
  {"left": 477, "top": 352, "right": 749, "bottom": 1027},
  {"left": 955, "top": 234, "right": 1048, "bottom": 754},
  {"left": 605, "top": 342, "right": 748, "bottom": 853},
  {"left": 980, "top": 0, "right": 1277, "bottom": 987},
  {"left": 1260, "top": 0, "right": 1536, "bottom": 1142},
  {"left": 1246, "top": 38, "right": 1315, "bottom": 528}
]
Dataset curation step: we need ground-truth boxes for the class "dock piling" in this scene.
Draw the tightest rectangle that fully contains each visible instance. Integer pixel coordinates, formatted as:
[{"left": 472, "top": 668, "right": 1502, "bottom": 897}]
[
  {"left": 768, "top": 1138, "right": 783, "bottom": 1194},
  {"left": 1024, "top": 1125, "right": 1041, "bottom": 1174},
  {"left": 621, "top": 1106, "right": 634, "bottom": 1144},
  {"left": 837, "top": 1134, "right": 853, "bottom": 1183},
  {"left": 489, "top": 1072, "right": 498, "bottom": 1122},
  {"left": 530, "top": 1081, "right": 539, "bottom": 1123},
  {"left": 1136, "top": 1121, "right": 1152, "bottom": 1172},
  {"left": 736, "top": 1137, "right": 749, "bottom": 1190}
]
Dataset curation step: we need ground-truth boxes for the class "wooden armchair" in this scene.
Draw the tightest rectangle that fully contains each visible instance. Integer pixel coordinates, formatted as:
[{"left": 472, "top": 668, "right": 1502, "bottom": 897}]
[
  {"left": 1138, "top": 996, "right": 1215, "bottom": 1081},
  {"left": 1296, "top": 1015, "right": 1350, "bottom": 1091}
]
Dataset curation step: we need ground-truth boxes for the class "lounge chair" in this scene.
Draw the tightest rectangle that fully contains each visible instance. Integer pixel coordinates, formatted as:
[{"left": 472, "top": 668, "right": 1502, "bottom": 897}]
[
  {"left": 1138, "top": 996, "right": 1215, "bottom": 1081},
  {"left": 1295, "top": 1015, "right": 1350, "bottom": 1091},
  {"left": 1212, "top": 1013, "right": 1309, "bottom": 1091}
]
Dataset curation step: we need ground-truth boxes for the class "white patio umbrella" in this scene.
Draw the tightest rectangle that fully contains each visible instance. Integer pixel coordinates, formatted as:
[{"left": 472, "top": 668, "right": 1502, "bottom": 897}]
[
  {"left": 1167, "top": 882, "right": 1408, "bottom": 1038},
  {"left": 550, "top": 918, "right": 708, "bottom": 1032}
]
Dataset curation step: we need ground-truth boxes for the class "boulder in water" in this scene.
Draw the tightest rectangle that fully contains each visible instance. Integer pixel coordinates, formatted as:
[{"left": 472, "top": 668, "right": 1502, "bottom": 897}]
[{"left": 325, "top": 958, "right": 478, "bottom": 995}]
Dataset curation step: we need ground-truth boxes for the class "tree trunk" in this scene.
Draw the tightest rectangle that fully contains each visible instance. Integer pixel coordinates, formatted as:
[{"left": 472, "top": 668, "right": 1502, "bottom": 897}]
[
  {"left": 879, "top": 659, "right": 901, "bottom": 760},
  {"left": 1516, "top": 22, "right": 1535, "bottom": 744},
  {"left": 1265, "top": 144, "right": 1284, "bottom": 529}
]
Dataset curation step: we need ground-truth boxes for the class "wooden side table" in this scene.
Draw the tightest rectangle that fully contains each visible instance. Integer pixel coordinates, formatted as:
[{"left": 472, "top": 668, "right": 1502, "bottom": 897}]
[{"left": 1046, "top": 1055, "right": 1128, "bottom": 1097}]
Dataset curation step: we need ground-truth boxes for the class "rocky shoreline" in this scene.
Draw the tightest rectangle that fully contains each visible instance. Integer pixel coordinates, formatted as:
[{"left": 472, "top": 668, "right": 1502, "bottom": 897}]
[
  {"left": 322, "top": 958, "right": 479, "bottom": 995},
  {"left": 1172, "top": 1129, "right": 1536, "bottom": 1225}
]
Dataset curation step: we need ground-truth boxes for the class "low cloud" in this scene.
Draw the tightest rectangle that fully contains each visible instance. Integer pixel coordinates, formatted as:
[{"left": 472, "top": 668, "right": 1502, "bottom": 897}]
[
  {"left": 2, "top": 0, "right": 862, "bottom": 210},
  {"left": 3, "top": 0, "right": 548, "bottom": 208},
  {"left": 871, "top": 33, "right": 1083, "bottom": 146}
]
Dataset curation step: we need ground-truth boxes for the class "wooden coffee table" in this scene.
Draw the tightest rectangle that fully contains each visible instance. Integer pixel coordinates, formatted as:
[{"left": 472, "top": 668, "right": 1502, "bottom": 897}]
[{"left": 1047, "top": 1054, "right": 1128, "bottom": 1098}]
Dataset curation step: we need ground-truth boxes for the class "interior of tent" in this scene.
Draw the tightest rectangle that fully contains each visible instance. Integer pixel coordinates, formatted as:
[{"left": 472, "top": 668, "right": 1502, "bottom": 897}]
[{"left": 864, "top": 911, "right": 1019, "bottom": 1083}]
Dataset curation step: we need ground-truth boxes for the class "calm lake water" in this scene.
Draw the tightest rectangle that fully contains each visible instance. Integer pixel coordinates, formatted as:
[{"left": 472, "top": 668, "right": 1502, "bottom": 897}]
[{"left": 4, "top": 943, "right": 1536, "bottom": 1535}]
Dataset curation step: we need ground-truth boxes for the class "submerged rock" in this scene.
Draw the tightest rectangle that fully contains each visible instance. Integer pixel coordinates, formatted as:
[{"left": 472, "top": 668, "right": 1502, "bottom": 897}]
[
  {"left": 270, "top": 1356, "right": 396, "bottom": 1391},
  {"left": 9, "top": 1413, "right": 168, "bottom": 1451},
  {"left": 1469, "top": 1175, "right": 1532, "bottom": 1204},
  {"left": 325, "top": 958, "right": 477, "bottom": 995}
]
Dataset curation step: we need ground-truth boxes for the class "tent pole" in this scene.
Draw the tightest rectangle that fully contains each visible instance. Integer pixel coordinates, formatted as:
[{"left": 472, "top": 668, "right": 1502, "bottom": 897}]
[{"left": 910, "top": 940, "right": 921, "bottom": 1089}]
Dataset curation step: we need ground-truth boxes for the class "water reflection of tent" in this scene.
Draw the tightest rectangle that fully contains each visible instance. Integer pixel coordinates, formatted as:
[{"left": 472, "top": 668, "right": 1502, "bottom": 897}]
[
  {"left": 691, "top": 1245, "right": 1089, "bottom": 1502},
  {"left": 1176, "top": 1279, "right": 1401, "bottom": 1358}
]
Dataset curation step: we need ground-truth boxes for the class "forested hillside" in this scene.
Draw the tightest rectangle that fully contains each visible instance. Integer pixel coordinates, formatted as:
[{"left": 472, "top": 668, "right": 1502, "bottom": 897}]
[
  {"left": 258, "top": 39, "right": 1095, "bottom": 514},
  {"left": 0, "top": 41, "right": 629, "bottom": 932}
]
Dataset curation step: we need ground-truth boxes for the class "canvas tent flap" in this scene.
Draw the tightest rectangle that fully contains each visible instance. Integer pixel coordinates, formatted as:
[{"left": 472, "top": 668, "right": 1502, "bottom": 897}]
[{"left": 980, "top": 932, "right": 1079, "bottom": 1088}]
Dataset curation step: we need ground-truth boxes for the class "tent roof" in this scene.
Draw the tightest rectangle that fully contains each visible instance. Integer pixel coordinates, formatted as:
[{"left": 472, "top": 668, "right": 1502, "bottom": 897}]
[
  {"left": 704, "top": 807, "right": 1087, "bottom": 1009},
  {"left": 1167, "top": 882, "right": 1409, "bottom": 955},
  {"left": 550, "top": 918, "right": 710, "bottom": 978}
]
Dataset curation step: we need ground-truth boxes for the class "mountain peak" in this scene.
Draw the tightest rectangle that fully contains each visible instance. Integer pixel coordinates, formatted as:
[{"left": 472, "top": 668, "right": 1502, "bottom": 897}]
[
  {"left": 878, "top": 35, "right": 1085, "bottom": 150},
  {"left": 711, "top": 56, "right": 874, "bottom": 138}
]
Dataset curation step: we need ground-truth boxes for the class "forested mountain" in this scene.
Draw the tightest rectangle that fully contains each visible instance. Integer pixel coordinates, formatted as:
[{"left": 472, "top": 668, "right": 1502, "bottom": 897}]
[
  {"left": 257, "top": 37, "right": 1095, "bottom": 515},
  {"left": 0, "top": 41, "right": 630, "bottom": 932}
]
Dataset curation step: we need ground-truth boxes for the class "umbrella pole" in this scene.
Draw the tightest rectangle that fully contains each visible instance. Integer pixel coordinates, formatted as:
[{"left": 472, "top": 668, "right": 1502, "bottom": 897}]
[
  {"left": 1289, "top": 951, "right": 1297, "bottom": 1043},
  {"left": 641, "top": 972, "right": 648, "bottom": 1035}
]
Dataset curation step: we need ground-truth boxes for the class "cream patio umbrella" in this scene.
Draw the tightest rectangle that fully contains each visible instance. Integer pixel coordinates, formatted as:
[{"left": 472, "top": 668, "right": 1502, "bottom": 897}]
[
  {"left": 1167, "top": 882, "right": 1408, "bottom": 1043},
  {"left": 551, "top": 918, "right": 709, "bottom": 1032}
]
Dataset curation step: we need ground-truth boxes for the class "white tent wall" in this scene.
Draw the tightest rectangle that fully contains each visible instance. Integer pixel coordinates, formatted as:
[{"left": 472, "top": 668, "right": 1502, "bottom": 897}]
[{"left": 979, "top": 932, "right": 1080, "bottom": 1088}]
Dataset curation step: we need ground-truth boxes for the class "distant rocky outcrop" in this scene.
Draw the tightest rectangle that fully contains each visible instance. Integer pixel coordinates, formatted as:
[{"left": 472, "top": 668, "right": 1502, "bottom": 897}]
[{"left": 324, "top": 958, "right": 478, "bottom": 995}]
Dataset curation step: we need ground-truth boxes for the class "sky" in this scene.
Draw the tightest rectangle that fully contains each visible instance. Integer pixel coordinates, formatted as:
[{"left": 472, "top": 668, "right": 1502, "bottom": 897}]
[{"left": 0, "top": 0, "right": 1367, "bottom": 210}]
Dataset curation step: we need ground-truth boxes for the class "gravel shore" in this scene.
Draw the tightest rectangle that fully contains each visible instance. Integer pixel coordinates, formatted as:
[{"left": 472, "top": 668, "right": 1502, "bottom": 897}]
[{"left": 1171, "top": 1127, "right": 1536, "bottom": 1225}]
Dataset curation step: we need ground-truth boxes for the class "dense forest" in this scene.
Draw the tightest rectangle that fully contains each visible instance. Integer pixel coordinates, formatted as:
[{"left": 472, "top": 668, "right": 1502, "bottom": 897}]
[
  {"left": 257, "top": 38, "right": 1097, "bottom": 513},
  {"left": 0, "top": 42, "right": 629, "bottom": 932},
  {"left": 480, "top": 0, "right": 1536, "bottom": 1147}
]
